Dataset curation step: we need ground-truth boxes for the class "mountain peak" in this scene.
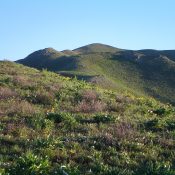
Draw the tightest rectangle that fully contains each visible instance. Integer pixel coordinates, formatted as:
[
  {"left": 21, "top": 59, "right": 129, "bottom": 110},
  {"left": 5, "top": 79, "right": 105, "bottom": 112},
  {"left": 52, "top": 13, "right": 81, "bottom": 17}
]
[
  {"left": 74, "top": 43, "right": 121, "bottom": 53},
  {"left": 34, "top": 47, "right": 62, "bottom": 56},
  {"left": 25, "top": 47, "right": 65, "bottom": 59}
]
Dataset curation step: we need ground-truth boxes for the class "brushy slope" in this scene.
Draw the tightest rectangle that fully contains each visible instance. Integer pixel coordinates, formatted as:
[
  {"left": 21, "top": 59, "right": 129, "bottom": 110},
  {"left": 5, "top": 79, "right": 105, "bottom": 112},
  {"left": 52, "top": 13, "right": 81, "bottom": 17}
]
[
  {"left": 17, "top": 44, "right": 175, "bottom": 104},
  {"left": 0, "top": 61, "right": 175, "bottom": 175}
]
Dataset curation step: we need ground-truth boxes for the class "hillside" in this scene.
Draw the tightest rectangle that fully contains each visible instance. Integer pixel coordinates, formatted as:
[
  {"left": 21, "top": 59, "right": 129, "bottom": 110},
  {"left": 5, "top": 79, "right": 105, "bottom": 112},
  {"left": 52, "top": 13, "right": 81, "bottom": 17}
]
[
  {"left": 17, "top": 44, "right": 175, "bottom": 105},
  {"left": 0, "top": 61, "right": 175, "bottom": 174}
]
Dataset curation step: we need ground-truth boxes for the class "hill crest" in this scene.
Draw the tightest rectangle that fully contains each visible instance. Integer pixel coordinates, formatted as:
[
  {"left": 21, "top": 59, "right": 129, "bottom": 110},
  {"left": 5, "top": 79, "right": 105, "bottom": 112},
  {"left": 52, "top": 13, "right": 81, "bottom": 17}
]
[{"left": 74, "top": 43, "right": 121, "bottom": 53}]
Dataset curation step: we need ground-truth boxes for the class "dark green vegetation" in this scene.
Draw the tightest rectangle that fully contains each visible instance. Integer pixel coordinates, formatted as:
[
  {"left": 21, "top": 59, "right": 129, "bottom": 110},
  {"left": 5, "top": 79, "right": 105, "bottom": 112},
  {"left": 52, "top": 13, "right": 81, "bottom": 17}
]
[
  {"left": 1, "top": 61, "right": 175, "bottom": 174},
  {"left": 17, "top": 43, "right": 175, "bottom": 104}
]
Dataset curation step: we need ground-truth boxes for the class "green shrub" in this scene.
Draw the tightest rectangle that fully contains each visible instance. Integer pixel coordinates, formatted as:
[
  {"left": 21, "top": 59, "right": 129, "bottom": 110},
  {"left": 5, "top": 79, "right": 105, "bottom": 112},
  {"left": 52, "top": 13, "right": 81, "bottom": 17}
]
[
  {"left": 40, "top": 164, "right": 81, "bottom": 175},
  {"left": 6, "top": 152, "right": 51, "bottom": 175},
  {"left": 153, "top": 108, "right": 167, "bottom": 116},
  {"left": 144, "top": 119, "right": 161, "bottom": 131},
  {"left": 47, "top": 112, "right": 78, "bottom": 129},
  {"left": 94, "top": 114, "right": 115, "bottom": 123},
  {"left": 0, "top": 168, "right": 5, "bottom": 175},
  {"left": 25, "top": 89, "right": 55, "bottom": 105},
  {"left": 63, "top": 113, "right": 78, "bottom": 129},
  {"left": 26, "top": 114, "right": 54, "bottom": 130},
  {"left": 47, "top": 113, "right": 63, "bottom": 123},
  {"left": 165, "top": 120, "right": 175, "bottom": 131},
  {"left": 136, "top": 160, "right": 175, "bottom": 175},
  {"left": 32, "top": 137, "right": 61, "bottom": 149}
]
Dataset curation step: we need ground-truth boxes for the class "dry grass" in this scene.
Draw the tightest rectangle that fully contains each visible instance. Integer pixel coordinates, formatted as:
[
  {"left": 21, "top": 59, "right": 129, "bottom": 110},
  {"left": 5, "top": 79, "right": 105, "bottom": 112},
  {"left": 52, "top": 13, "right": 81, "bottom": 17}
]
[
  {"left": 81, "top": 90, "right": 99, "bottom": 102},
  {"left": 45, "top": 83, "right": 61, "bottom": 94},
  {"left": 75, "top": 100, "right": 106, "bottom": 113},
  {"left": 12, "top": 75, "right": 36, "bottom": 88},
  {"left": 0, "top": 86, "right": 18, "bottom": 100},
  {"left": 74, "top": 90, "right": 106, "bottom": 113},
  {"left": 6, "top": 100, "right": 39, "bottom": 117},
  {"left": 105, "top": 121, "right": 138, "bottom": 140},
  {"left": 35, "top": 90, "right": 55, "bottom": 105}
]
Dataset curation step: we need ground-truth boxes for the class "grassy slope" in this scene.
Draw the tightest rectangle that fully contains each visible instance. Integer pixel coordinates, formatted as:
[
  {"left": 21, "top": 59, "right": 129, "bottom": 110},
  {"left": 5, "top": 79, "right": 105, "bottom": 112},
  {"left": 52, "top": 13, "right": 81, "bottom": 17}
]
[
  {"left": 77, "top": 51, "right": 175, "bottom": 103},
  {"left": 17, "top": 44, "right": 175, "bottom": 104},
  {"left": 0, "top": 61, "right": 175, "bottom": 174}
]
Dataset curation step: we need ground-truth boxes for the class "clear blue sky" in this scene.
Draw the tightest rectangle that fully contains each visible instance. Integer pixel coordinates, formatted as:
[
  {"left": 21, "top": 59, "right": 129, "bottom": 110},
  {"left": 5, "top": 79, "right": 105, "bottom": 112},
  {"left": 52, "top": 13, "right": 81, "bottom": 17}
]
[{"left": 1, "top": 0, "right": 175, "bottom": 60}]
